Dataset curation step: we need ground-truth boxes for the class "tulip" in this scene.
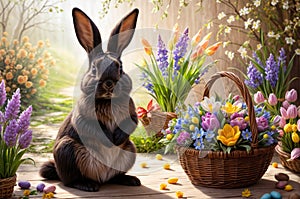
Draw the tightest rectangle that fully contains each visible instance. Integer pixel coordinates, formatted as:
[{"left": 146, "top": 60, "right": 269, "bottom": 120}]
[
  {"left": 297, "top": 119, "right": 300, "bottom": 131},
  {"left": 206, "top": 42, "right": 222, "bottom": 56},
  {"left": 284, "top": 123, "right": 293, "bottom": 133},
  {"left": 280, "top": 107, "right": 288, "bottom": 119},
  {"left": 292, "top": 132, "right": 300, "bottom": 143},
  {"left": 254, "top": 91, "right": 265, "bottom": 104},
  {"left": 141, "top": 38, "right": 152, "bottom": 55},
  {"left": 289, "top": 148, "right": 300, "bottom": 160},
  {"left": 285, "top": 89, "right": 297, "bottom": 102},
  {"left": 268, "top": 93, "right": 278, "bottom": 106},
  {"left": 168, "top": 23, "right": 180, "bottom": 49},
  {"left": 279, "top": 117, "right": 286, "bottom": 128},
  {"left": 201, "top": 112, "right": 220, "bottom": 131},
  {"left": 191, "top": 28, "right": 202, "bottom": 46},
  {"left": 287, "top": 104, "right": 298, "bottom": 119},
  {"left": 298, "top": 106, "right": 300, "bottom": 117},
  {"left": 282, "top": 100, "right": 290, "bottom": 109},
  {"left": 272, "top": 115, "right": 281, "bottom": 126}
]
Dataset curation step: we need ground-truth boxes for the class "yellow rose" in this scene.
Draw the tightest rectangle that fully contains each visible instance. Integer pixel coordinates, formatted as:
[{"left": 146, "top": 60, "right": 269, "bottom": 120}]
[
  {"left": 39, "top": 79, "right": 47, "bottom": 87},
  {"left": 25, "top": 81, "right": 33, "bottom": 88},
  {"left": 222, "top": 102, "right": 241, "bottom": 115},
  {"left": 17, "top": 75, "right": 27, "bottom": 84},
  {"left": 217, "top": 124, "right": 241, "bottom": 146}
]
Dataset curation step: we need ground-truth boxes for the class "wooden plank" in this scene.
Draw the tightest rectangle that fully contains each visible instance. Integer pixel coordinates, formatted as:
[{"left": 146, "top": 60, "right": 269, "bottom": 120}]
[{"left": 12, "top": 153, "right": 300, "bottom": 199}]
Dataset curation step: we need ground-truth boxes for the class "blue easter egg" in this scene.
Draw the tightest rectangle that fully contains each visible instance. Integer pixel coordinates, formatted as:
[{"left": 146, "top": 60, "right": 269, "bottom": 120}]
[
  {"left": 270, "top": 191, "right": 282, "bottom": 199},
  {"left": 260, "top": 193, "right": 272, "bottom": 199},
  {"left": 18, "top": 181, "right": 31, "bottom": 189}
]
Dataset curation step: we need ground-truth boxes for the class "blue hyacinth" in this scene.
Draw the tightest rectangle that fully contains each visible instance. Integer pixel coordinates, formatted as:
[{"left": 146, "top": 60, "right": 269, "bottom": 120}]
[
  {"left": 278, "top": 48, "right": 286, "bottom": 71},
  {"left": 245, "top": 62, "right": 263, "bottom": 88},
  {"left": 0, "top": 80, "right": 6, "bottom": 106},
  {"left": 157, "top": 35, "right": 169, "bottom": 77},
  {"left": 173, "top": 28, "right": 189, "bottom": 74},
  {"left": 4, "top": 119, "right": 18, "bottom": 147},
  {"left": 4, "top": 88, "right": 21, "bottom": 121},
  {"left": 265, "top": 54, "right": 279, "bottom": 88}
]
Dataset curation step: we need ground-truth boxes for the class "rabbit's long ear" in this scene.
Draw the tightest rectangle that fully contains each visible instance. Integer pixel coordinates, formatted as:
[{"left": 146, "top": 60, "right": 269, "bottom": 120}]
[
  {"left": 72, "top": 8, "right": 103, "bottom": 53},
  {"left": 107, "top": 9, "right": 139, "bottom": 56}
]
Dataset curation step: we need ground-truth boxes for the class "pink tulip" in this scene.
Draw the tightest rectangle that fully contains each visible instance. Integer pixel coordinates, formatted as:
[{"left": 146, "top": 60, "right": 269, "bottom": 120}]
[
  {"left": 289, "top": 148, "right": 300, "bottom": 160},
  {"left": 287, "top": 104, "right": 298, "bottom": 119},
  {"left": 254, "top": 91, "right": 265, "bottom": 104},
  {"left": 282, "top": 100, "right": 290, "bottom": 109},
  {"left": 280, "top": 107, "right": 288, "bottom": 119},
  {"left": 279, "top": 116, "right": 286, "bottom": 128},
  {"left": 268, "top": 93, "right": 278, "bottom": 106},
  {"left": 297, "top": 119, "right": 300, "bottom": 132},
  {"left": 272, "top": 115, "right": 281, "bottom": 126},
  {"left": 285, "top": 89, "right": 297, "bottom": 102},
  {"left": 278, "top": 129, "right": 284, "bottom": 137}
]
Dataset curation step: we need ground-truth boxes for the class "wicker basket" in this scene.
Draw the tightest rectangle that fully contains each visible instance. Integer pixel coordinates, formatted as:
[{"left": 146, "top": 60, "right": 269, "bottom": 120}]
[
  {"left": 275, "top": 145, "right": 300, "bottom": 173},
  {"left": 0, "top": 175, "right": 16, "bottom": 198},
  {"left": 140, "top": 111, "right": 177, "bottom": 137},
  {"left": 176, "top": 71, "right": 276, "bottom": 188}
]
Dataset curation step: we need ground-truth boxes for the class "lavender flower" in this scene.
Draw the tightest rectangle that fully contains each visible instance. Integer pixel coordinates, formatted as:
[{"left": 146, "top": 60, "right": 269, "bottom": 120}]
[
  {"left": 157, "top": 35, "right": 168, "bottom": 77},
  {"left": 5, "top": 88, "right": 21, "bottom": 120},
  {"left": 265, "top": 54, "right": 279, "bottom": 88},
  {"left": 17, "top": 106, "right": 32, "bottom": 134},
  {"left": 0, "top": 80, "right": 6, "bottom": 106},
  {"left": 18, "top": 129, "right": 32, "bottom": 149},
  {"left": 245, "top": 62, "right": 263, "bottom": 88},
  {"left": 4, "top": 119, "right": 18, "bottom": 147},
  {"left": 278, "top": 48, "right": 286, "bottom": 71},
  {"left": 253, "top": 52, "right": 265, "bottom": 68},
  {"left": 176, "top": 131, "right": 191, "bottom": 145},
  {"left": 173, "top": 28, "right": 189, "bottom": 73}
]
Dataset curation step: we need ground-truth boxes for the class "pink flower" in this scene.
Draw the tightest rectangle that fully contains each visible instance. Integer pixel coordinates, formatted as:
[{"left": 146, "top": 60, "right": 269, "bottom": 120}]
[
  {"left": 282, "top": 100, "right": 290, "bottom": 109},
  {"left": 278, "top": 129, "right": 284, "bottom": 137},
  {"left": 297, "top": 119, "right": 300, "bottom": 132},
  {"left": 268, "top": 93, "right": 278, "bottom": 106},
  {"left": 201, "top": 112, "right": 220, "bottom": 131},
  {"left": 285, "top": 89, "right": 297, "bottom": 102},
  {"left": 256, "top": 116, "right": 269, "bottom": 132},
  {"left": 287, "top": 104, "right": 298, "bottom": 119},
  {"left": 280, "top": 107, "right": 288, "bottom": 119},
  {"left": 272, "top": 115, "right": 281, "bottom": 126},
  {"left": 254, "top": 91, "right": 265, "bottom": 104},
  {"left": 279, "top": 117, "right": 286, "bottom": 128}
]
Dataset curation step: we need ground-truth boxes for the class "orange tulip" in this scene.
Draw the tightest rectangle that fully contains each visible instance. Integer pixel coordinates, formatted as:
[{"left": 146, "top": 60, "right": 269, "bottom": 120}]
[
  {"left": 141, "top": 38, "right": 152, "bottom": 55},
  {"left": 206, "top": 42, "right": 222, "bottom": 56},
  {"left": 191, "top": 28, "right": 202, "bottom": 46},
  {"left": 191, "top": 39, "right": 209, "bottom": 60}
]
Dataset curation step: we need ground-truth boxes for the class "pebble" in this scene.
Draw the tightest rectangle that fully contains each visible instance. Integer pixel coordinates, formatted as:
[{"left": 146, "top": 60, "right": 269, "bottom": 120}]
[
  {"left": 18, "top": 181, "right": 31, "bottom": 189},
  {"left": 270, "top": 191, "right": 282, "bottom": 199}
]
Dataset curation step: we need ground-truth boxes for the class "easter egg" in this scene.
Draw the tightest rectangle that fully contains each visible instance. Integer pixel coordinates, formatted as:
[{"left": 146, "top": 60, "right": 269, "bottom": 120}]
[
  {"left": 260, "top": 193, "right": 272, "bottom": 199},
  {"left": 167, "top": 177, "right": 178, "bottom": 184},
  {"left": 140, "top": 162, "right": 147, "bottom": 168},
  {"left": 159, "top": 183, "right": 167, "bottom": 190},
  {"left": 270, "top": 191, "right": 282, "bottom": 199},
  {"left": 36, "top": 183, "right": 46, "bottom": 192},
  {"left": 175, "top": 191, "right": 184, "bottom": 198},
  {"left": 156, "top": 154, "right": 163, "bottom": 160},
  {"left": 163, "top": 163, "right": 171, "bottom": 170},
  {"left": 284, "top": 184, "right": 293, "bottom": 191},
  {"left": 275, "top": 173, "right": 289, "bottom": 181},
  {"left": 275, "top": 181, "right": 288, "bottom": 189},
  {"left": 18, "top": 181, "right": 31, "bottom": 189},
  {"left": 44, "top": 185, "right": 56, "bottom": 193}
]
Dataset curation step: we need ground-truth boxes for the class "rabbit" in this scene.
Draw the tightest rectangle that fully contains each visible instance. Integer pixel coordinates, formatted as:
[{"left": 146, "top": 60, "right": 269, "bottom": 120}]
[{"left": 39, "top": 7, "right": 141, "bottom": 192}]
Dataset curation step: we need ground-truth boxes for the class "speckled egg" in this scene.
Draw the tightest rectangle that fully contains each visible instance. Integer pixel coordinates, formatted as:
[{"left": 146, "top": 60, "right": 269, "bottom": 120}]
[{"left": 270, "top": 191, "right": 282, "bottom": 199}]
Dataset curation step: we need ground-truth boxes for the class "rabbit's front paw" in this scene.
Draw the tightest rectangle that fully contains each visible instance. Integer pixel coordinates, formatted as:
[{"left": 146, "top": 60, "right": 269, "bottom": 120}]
[{"left": 113, "top": 129, "right": 129, "bottom": 146}]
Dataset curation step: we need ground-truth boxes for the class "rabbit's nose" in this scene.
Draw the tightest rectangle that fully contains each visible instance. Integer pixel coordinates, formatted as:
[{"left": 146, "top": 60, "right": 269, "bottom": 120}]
[{"left": 103, "top": 80, "right": 114, "bottom": 90}]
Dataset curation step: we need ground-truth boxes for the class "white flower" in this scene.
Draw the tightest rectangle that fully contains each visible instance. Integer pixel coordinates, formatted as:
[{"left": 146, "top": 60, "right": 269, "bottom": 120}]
[
  {"left": 257, "top": 44, "right": 262, "bottom": 50},
  {"left": 239, "top": 7, "right": 250, "bottom": 16},
  {"left": 237, "top": 46, "right": 247, "bottom": 59},
  {"left": 295, "top": 48, "right": 300, "bottom": 55},
  {"left": 274, "top": 34, "right": 280, "bottom": 40},
  {"left": 284, "top": 25, "right": 291, "bottom": 32},
  {"left": 253, "top": 0, "right": 261, "bottom": 7},
  {"left": 252, "top": 20, "right": 261, "bottom": 30},
  {"left": 267, "top": 31, "right": 275, "bottom": 37},
  {"left": 285, "top": 37, "right": 295, "bottom": 45},
  {"left": 216, "top": 0, "right": 221, "bottom": 3},
  {"left": 244, "top": 18, "right": 253, "bottom": 29},
  {"left": 227, "top": 15, "right": 235, "bottom": 24},
  {"left": 283, "top": 1, "right": 289, "bottom": 9},
  {"left": 200, "top": 96, "right": 221, "bottom": 113},
  {"left": 218, "top": 12, "right": 226, "bottom": 20},
  {"left": 224, "top": 27, "right": 232, "bottom": 34},
  {"left": 225, "top": 50, "right": 235, "bottom": 60},
  {"left": 271, "top": 0, "right": 279, "bottom": 6},
  {"left": 223, "top": 41, "right": 230, "bottom": 48}
]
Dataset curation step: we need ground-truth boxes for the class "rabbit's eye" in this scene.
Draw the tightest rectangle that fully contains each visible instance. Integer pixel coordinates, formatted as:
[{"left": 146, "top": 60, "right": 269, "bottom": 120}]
[{"left": 91, "top": 65, "right": 97, "bottom": 75}]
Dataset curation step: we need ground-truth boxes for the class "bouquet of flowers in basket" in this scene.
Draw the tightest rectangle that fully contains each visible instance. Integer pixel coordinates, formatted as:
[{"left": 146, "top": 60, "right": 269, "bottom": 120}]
[
  {"left": 275, "top": 89, "right": 300, "bottom": 160},
  {"left": 164, "top": 94, "right": 279, "bottom": 153}
]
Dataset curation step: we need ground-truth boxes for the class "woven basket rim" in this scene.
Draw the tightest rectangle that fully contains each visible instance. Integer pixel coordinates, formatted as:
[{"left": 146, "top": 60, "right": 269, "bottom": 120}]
[{"left": 275, "top": 145, "right": 300, "bottom": 162}]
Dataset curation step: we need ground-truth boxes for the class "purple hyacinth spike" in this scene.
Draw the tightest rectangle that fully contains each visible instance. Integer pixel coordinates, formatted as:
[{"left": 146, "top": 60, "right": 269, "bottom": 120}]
[
  {"left": 265, "top": 54, "right": 279, "bottom": 88},
  {"left": 4, "top": 119, "right": 18, "bottom": 147},
  {"left": 18, "top": 129, "right": 32, "bottom": 149},
  {"left": 244, "top": 61, "right": 263, "bottom": 88},
  {"left": 278, "top": 48, "right": 286, "bottom": 71},
  {"left": 173, "top": 28, "right": 189, "bottom": 74},
  {"left": 17, "top": 105, "right": 32, "bottom": 134},
  {"left": 157, "top": 35, "right": 169, "bottom": 77},
  {"left": 5, "top": 88, "right": 21, "bottom": 120},
  {"left": 0, "top": 80, "right": 6, "bottom": 107}
]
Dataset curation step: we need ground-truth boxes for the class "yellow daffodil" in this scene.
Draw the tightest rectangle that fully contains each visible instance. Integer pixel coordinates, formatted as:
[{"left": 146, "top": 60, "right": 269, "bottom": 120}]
[
  {"left": 284, "top": 123, "right": 293, "bottom": 133},
  {"left": 217, "top": 124, "right": 241, "bottom": 146},
  {"left": 222, "top": 102, "right": 241, "bottom": 115},
  {"left": 242, "top": 188, "right": 251, "bottom": 198}
]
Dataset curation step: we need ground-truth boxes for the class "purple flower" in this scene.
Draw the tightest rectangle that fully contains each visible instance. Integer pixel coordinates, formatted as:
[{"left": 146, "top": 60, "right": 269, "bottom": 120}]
[
  {"left": 287, "top": 104, "right": 298, "bottom": 119},
  {"left": 0, "top": 80, "right": 6, "bottom": 106},
  {"left": 242, "top": 129, "right": 252, "bottom": 141},
  {"left": 230, "top": 117, "right": 248, "bottom": 130},
  {"left": 201, "top": 112, "right": 220, "bottom": 131},
  {"left": 265, "top": 54, "right": 279, "bottom": 88},
  {"left": 5, "top": 88, "right": 21, "bottom": 120},
  {"left": 176, "top": 131, "right": 191, "bottom": 145},
  {"left": 268, "top": 93, "right": 278, "bottom": 106},
  {"left": 254, "top": 91, "right": 265, "bottom": 104},
  {"left": 4, "top": 119, "right": 18, "bottom": 147},
  {"left": 18, "top": 129, "right": 32, "bottom": 149},
  {"left": 157, "top": 35, "right": 169, "bottom": 77},
  {"left": 256, "top": 116, "right": 269, "bottom": 132},
  {"left": 17, "top": 106, "right": 32, "bottom": 134},
  {"left": 245, "top": 62, "right": 263, "bottom": 88},
  {"left": 285, "top": 89, "right": 297, "bottom": 102},
  {"left": 278, "top": 48, "right": 286, "bottom": 71},
  {"left": 265, "top": 131, "right": 276, "bottom": 146},
  {"left": 253, "top": 52, "right": 265, "bottom": 68},
  {"left": 173, "top": 28, "right": 189, "bottom": 73},
  {"left": 0, "top": 111, "right": 4, "bottom": 123}
]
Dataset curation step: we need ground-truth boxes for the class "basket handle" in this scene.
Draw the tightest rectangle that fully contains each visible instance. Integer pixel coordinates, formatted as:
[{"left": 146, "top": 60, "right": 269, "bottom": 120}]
[{"left": 203, "top": 71, "right": 258, "bottom": 148}]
